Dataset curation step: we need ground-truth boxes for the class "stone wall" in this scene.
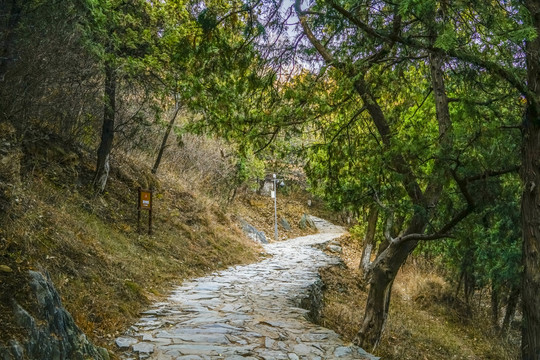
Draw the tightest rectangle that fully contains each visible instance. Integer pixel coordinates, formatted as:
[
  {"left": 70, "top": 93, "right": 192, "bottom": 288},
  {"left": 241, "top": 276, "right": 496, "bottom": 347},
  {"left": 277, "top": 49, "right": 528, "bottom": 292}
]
[{"left": 299, "top": 278, "right": 325, "bottom": 323}]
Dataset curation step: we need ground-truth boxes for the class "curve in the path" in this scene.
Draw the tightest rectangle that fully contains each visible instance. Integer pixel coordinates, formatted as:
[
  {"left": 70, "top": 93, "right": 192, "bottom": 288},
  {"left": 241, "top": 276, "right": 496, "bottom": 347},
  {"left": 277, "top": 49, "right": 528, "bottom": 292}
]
[{"left": 116, "top": 216, "right": 378, "bottom": 360}]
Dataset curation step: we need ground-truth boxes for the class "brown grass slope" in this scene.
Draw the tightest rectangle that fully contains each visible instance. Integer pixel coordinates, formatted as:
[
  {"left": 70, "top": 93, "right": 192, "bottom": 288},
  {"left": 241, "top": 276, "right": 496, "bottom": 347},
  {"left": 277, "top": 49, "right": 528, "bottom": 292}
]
[
  {"left": 0, "top": 132, "right": 316, "bottom": 356},
  {"left": 319, "top": 235, "right": 520, "bottom": 359}
]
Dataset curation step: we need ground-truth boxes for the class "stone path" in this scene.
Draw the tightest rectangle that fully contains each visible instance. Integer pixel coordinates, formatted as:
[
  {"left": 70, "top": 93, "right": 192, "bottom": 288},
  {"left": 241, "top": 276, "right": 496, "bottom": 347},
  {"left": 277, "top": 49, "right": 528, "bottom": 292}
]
[{"left": 116, "top": 216, "right": 377, "bottom": 360}]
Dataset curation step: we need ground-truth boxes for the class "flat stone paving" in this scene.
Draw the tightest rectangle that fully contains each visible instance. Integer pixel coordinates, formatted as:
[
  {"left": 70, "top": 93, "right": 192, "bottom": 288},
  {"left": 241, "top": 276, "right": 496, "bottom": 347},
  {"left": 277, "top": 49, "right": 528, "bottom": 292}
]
[{"left": 117, "top": 216, "right": 378, "bottom": 360}]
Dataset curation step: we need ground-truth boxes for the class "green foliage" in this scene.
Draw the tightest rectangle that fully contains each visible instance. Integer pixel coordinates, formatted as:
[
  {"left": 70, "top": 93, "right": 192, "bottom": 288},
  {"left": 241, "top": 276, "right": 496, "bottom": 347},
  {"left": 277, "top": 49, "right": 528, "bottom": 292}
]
[
  {"left": 235, "top": 149, "right": 266, "bottom": 189},
  {"left": 251, "top": 1, "right": 527, "bottom": 333},
  {"left": 434, "top": 24, "right": 458, "bottom": 50},
  {"left": 421, "top": 174, "right": 521, "bottom": 297},
  {"left": 398, "top": 0, "right": 436, "bottom": 18}
]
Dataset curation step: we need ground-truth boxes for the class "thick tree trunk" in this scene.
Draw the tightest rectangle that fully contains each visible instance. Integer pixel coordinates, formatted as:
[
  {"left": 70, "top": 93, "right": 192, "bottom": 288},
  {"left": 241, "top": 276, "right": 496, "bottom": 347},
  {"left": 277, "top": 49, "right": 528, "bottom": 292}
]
[
  {"left": 152, "top": 96, "right": 180, "bottom": 174},
  {"left": 521, "top": 120, "right": 540, "bottom": 359},
  {"left": 522, "top": 1, "right": 540, "bottom": 358},
  {"left": 355, "top": 216, "right": 424, "bottom": 350},
  {"left": 360, "top": 205, "right": 378, "bottom": 276},
  {"left": 93, "top": 62, "right": 116, "bottom": 192}
]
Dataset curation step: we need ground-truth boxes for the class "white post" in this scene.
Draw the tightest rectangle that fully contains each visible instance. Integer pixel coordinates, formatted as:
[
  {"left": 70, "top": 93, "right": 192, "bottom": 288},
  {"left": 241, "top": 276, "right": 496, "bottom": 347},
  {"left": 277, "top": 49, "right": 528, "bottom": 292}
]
[{"left": 273, "top": 173, "right": 278, "bottom": 241}]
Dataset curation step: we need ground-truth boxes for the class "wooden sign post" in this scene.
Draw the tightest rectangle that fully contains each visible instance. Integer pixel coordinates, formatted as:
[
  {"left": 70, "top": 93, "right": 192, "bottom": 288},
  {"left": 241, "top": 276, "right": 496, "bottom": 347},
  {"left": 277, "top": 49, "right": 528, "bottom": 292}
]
[{"left": 138, "top": 188, "right": 153, "bottom": 234}]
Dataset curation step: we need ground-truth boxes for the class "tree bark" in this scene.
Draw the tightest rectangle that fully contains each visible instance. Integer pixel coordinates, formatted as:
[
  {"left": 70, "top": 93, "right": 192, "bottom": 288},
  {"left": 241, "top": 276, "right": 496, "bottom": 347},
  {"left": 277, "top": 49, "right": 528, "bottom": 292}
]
[
  {"left": 501, "top": 283, "right": 519, "bottom": 335},
  {"left": 152, "top": 95, "right": 180, "bottom": 174},
  {"left": 522, "top": 1, "right": 540, "bottom": 358},
  {"left": 93, "top": 61, "right": 116, "bottom": 192},
  {"left": 360, "top": 205, "right": 378, "bottom": 276},
  {"left": 491, "top": 282, "right": 500, "bottom": 331},
  {"left": 355, "top": 216, "right": 424, "bottom": 350},
  {"left": 0, "top": 0, "right": 22, "bottom": 82},
  {"left": 520, "top": 119, "right": 540, "bottom": 359}
]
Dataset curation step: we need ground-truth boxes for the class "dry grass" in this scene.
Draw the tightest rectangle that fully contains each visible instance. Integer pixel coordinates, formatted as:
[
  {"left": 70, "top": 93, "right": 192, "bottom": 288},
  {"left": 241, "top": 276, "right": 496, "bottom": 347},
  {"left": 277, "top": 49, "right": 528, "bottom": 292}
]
[
  {"left": 0, "top": 129, "right": 322, "bottom": 357},
  {"left": 318, "top": 236, "right": 520, "bottom": 360},
  {"left": 2, "top": 152, "right": 259, "bottom": 347}
]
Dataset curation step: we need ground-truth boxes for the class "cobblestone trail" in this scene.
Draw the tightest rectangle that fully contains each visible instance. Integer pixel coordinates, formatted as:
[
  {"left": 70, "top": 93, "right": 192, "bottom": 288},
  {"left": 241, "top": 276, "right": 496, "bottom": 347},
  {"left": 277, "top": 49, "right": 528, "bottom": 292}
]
[{"left": 117, "top": 217, "right": 377, "bottom": 360}]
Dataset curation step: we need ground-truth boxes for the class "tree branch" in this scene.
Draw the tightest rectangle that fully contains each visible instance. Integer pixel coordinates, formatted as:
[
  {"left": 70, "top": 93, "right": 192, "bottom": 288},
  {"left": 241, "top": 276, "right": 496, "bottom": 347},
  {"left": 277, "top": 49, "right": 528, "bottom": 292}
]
[
  {"left": 294, "top": 0, "right": 337, "bottom": 65},
  {"left": 325, "top": 0, "right": 532, "bottom": 102},
  {"left": 329, "top": 106, "right": 366, "bottom": 145},
  {"left": 295, "top": 0, "right": 424, "bottom": 204},
  {"left": 465, "top": 166, "right": 520, "bottom": 182},
  {"left": 370, "top": 186, "right": 395, "bottom": 243},
  {"left": 253, "top": 127, "right": 280, "bottom": 155},
  {"left": 393, "top": 171, "right": 475, "bottom": 244}
]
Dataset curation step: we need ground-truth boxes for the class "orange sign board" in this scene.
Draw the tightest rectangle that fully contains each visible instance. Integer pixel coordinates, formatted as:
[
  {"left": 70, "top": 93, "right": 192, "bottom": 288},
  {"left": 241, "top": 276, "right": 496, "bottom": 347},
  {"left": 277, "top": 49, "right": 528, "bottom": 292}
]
[{"left": 139, "top": 189, "right": 152, "bottom": 210}]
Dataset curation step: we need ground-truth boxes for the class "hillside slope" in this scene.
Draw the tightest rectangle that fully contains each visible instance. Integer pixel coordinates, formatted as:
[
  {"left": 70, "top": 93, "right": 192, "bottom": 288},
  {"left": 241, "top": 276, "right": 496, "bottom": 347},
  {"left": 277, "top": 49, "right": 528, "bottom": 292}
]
[{"left": 0, "top": 130, "right": 317, "bottom": 357}]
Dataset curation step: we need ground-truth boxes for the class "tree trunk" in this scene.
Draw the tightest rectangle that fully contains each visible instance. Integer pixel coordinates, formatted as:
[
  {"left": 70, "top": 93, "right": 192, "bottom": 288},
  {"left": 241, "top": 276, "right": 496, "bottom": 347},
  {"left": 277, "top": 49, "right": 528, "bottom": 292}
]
[
  {"left": 360, "top": 205, "right": 378, "bottom": 276},
  {"left": 522, "top": 1, "right": 540, "bottom": 358},
  {"left": 355, "top": 238, "right": 420, "bottom": 350},
  {"left": 491, "top": 282, "right": 500, "bottom": 331},
  {"left": 152, "top": 95, "right": 180, "bottom": 174},
  {"left": 501, "top": 283, "right": 519, "bottom": 335},
  {"left": 355, "top": 46, "right": 452, "bottom": 350},
  {"left": 93, "top": 61, "right": 116, "bottom": 192},
  {"left": 0, "top": 0, "right": 22, "bottom": 82},
  {"left": 520, "top": 119, "right": 540, "bottom": 359}
]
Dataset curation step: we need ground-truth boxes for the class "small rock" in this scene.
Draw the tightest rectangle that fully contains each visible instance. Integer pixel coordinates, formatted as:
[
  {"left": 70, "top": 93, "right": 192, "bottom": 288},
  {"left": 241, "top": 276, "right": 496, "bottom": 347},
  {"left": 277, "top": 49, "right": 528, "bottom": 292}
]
[
  {"left": 288, "top": 353, "right": 299, "bottom": 360},
  {"left": 334, "top": 346, "right": 352, "bottom": 357},
  {"left": 115, "top": 336, "right": 137, "bottom": 349},
  {"left": 264, "top": 337, "right": 275, "bottom": 349},
  {"left": 133, "top": 342, "right": 154, "bottom": 354},
  {"left": 293, "top": 343, "right": 314, "bottom": 356},
  {"left": 239, "top": 218, "right": 268, "bottom": 244},
  {"left": 299, "top": 214, "right": 317, "bottom": 229},
  {"left": 327, "top": 245, "right": 342, "bottom": 253}
]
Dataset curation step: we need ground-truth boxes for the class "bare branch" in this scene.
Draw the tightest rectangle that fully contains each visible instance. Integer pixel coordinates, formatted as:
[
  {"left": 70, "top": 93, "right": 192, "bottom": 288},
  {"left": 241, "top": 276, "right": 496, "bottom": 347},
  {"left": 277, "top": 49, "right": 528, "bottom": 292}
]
[
  {"left": 447, "top": 95, "right": 512, "bottom": 106},
  {"left": 253, "top": 127, "right": 280, "bottom": 155},
  {"left": 406, "top": 88, "right": 432, "bottom": 122},
  {"left": 465, "top": 166, "right": 520, "bottom": 182},
  {"left": 501, "top": 124, "right": 522, "bottom": 130}
]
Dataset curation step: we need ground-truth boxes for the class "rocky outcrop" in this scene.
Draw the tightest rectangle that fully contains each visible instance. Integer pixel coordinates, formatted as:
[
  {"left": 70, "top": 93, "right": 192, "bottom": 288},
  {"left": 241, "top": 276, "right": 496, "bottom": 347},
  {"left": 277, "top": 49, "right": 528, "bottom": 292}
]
[
  {"left": 0, "top": 271, "right": 109, "bottom": 360},
  {"left": 298, "top": 213, "right": 316, "bottom": 230},
  {"left": 279, "top": 217, "right": 291, "bottom": 231},
  {"left": 239, "top": 218, "right": 268, "bottom": 244}
]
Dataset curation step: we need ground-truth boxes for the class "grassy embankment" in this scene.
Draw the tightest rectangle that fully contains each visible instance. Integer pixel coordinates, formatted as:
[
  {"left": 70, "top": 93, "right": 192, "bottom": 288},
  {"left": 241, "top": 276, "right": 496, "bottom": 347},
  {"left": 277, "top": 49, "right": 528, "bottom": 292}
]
[{"left": 0, "top": 132, "right": 317, "bottom": 355}]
